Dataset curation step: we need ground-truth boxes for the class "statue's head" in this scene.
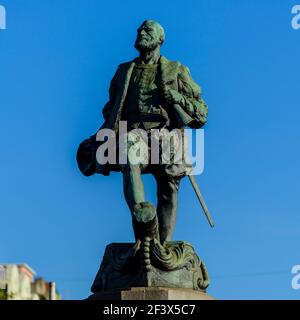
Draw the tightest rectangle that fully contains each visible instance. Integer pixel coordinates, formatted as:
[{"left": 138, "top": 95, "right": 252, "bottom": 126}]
[{"left": 134, "top": 20, "right": 165, "bottom": 53}]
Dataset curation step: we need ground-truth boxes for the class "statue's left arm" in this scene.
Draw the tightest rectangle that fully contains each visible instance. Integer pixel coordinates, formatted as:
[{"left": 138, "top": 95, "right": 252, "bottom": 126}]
[
  {"left": 164, "top": 65, "right": 208, "bottom": 128},
  {"left": 177, "top": 65, "right": 208, "bottom": 127}
]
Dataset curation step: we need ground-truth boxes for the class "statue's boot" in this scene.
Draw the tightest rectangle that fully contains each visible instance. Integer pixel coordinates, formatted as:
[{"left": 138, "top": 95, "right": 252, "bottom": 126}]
[{"left": 132, "top": 202, "right": 160, "bottom": 242}]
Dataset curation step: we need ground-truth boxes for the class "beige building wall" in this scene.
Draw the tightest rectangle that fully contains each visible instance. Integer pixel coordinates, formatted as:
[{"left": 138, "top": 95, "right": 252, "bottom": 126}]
[{"left": 0, "top": 263, "right": 60, "bottom": 300}]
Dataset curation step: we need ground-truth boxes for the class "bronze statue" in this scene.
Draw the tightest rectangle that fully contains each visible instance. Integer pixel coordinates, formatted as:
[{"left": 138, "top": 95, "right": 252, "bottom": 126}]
[{"left": 77, "top": 20, "right": 212, "bottom": 295}]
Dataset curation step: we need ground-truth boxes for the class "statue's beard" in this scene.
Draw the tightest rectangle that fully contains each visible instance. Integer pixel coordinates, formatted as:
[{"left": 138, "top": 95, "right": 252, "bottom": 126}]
[{"left": 135, "top": 38, "right": 160, "bottom": 53}]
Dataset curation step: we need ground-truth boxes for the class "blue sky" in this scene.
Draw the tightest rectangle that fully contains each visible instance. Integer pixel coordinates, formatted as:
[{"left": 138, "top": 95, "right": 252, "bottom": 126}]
[{"left": 1, "top": 0, "right": 300, "bottom": 300}]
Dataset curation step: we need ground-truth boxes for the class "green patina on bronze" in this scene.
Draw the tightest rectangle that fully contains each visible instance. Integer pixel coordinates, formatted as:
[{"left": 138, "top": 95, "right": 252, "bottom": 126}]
[{"left": 77, "top": 20, "right": 211, "bottom": 293}]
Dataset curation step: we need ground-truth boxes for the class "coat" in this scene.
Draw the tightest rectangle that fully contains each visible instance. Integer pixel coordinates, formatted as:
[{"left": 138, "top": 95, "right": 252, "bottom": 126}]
[{"left": 77, "top": 56, "right": 208, "bottom": 177}]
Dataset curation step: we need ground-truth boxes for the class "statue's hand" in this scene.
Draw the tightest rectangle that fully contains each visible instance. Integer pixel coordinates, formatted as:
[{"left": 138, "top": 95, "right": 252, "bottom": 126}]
[{"left": 162, "top": 87, "right": 185, "bottom": 106}]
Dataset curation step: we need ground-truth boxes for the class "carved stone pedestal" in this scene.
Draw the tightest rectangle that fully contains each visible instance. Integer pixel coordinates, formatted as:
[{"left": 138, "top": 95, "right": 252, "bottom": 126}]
[{"left": 89, "top": 240, "right": 211, "bottom": 300}]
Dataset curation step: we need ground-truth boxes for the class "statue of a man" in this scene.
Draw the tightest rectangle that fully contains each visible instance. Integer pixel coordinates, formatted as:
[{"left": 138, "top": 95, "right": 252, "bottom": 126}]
[{"left": 77, "top": 20, "right": 208, "bottom": 245}]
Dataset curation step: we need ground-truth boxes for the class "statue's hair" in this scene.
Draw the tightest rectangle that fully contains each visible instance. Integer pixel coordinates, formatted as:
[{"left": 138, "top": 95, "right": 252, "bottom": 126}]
[{"left": 141, "top": 20, "right": 165, "bottom": 44}]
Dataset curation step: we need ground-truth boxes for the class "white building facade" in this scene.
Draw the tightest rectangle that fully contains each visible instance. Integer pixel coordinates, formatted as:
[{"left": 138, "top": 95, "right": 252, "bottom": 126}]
[{"left": 0, "top": 264, "right": 59, "bottom": 300}]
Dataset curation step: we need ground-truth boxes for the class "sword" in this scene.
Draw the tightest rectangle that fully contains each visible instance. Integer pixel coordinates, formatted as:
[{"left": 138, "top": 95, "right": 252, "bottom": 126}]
[{"left": 188, "top": 175, "right": 215, "bottom": 228}]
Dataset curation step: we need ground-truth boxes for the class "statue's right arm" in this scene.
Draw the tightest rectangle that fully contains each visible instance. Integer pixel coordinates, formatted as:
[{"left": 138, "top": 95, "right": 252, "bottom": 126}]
[{"left": 102, "top": 66, "right": 121, "bottom": 121}]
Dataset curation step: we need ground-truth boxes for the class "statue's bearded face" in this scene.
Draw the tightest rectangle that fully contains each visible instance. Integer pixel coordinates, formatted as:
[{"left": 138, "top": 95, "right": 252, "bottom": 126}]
[{"left": 135, "top": 22, "right": 163, "bottom": 52}]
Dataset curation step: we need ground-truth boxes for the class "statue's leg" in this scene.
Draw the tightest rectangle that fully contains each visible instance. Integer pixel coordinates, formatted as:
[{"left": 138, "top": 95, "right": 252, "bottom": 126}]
[
  {"left": 122, "top": 164, "right": 159, "bottom": 241},
  {"left": 154, "top": 173, "right": 181, "bottom": 244},
  {"left": 122, "top": 163, "right": 145, "bottom": 213}
]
